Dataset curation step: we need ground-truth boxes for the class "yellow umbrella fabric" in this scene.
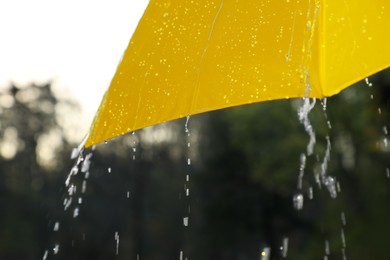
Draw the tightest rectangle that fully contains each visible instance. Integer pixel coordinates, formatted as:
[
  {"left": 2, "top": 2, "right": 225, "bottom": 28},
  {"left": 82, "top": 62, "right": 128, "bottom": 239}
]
[{"left": 85, "top": 0, "right": 390, "bottom": 147}]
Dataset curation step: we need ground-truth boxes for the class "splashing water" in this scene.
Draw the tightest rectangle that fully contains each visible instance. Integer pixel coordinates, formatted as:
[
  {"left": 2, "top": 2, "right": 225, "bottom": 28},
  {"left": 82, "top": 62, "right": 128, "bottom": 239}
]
[
  {"left": 132, "top": 131, "right": 137, "bottom": 160},
  {"left": 183, "top": 116, "right": 192, "bottom": 233},
  {"left": 293, "top": 193, "right": 304, "bottom": 210},
  {"left": 307, "top": 186, "right": 314, "bottom": 199},
  {"left": 42, "top": 250, "right": 48, "bottom": 260},
  {"left": 81, "top": 153, "right": 93, "bottom": 173},
  {"left": 73, "top": 207, "right": 79, "bottom": 218},
  {"left": 293, "top": 96, "right": 316, "bottom": 211},
  {"left": 298, "top": 98, "right": 316, "bottom": 156},
  {"left": 82, "top": 180, "right": 87, "bottom": 193},
  {"left": 341, "top": 211, "right": 347, "bottom": 226},
  {"left": 340, "top": 228, "right": 346, "bottom": 248},
  {"left": 184, "top": 116, "right": 190, "bottom": 134},
  {"left": 323, "top": 176, "right": 337, "bottom": 199},
  {"left": 280, "top": 237, "right": 289, "bottom": 257},
  {"left": 321, "top": 98, "right": 332, "bottom": 129},
  {"left": 53, "top": 222, "right": 60, "bottom": 232},
  {"left": 261, "top": 247, "right": 271, "bottom": 260},
  {"left": 364, "top": 77, "right": 373, "bottom": 87},
  {"left": 44, "top": 137, "right": 95, "bottom": 257},
  {"left": 365, "top": 78, "right": 389, "bottom": 178},
  {"left": 297, "top": 153, "right": 307, "bottom": 190},
  {"left": 53, "top": 244, "right": 60, "bottom": 254},
  {"left": 324, "top": 239, "right": 330, "bottom": 258},
  {"left": 115, "top": 232, "right": 120, "bottom": 255},
  {"left": 183, "top": 217, "right": 189, "bottom": 226}
]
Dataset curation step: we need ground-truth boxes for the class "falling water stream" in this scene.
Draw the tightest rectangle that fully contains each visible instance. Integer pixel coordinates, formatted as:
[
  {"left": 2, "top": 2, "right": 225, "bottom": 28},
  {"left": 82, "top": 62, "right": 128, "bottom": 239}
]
[
  {"left": 41, "top": 80, "right": 390, "bottom": 259},
  {"left": 290, "top": 94, "right": 348, "bottom": 260},
  {"left": 365, "top": 77, "right": 390, "bottom": 178},
  {"left": 181, "top": 115, "right": 192, "bottom": 260}
]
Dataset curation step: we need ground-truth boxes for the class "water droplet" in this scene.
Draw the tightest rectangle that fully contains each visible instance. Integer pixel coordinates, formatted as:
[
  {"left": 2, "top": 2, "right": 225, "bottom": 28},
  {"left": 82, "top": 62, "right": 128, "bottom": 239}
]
[
  {"left": 365, "top": 77, "right": 373, "bottom": 87},
  {"left": 186, "top": 175, "right": 189, "bottom": 182},
  {"left": 297, "top": 153, "right": 306, "bottom": 189},
  {"left": 53, "top": 222, "right": 60, "bottom": 231},
  {"left": 71, "top": 148, "right": 79, "bottom": 160},
  {"left": 342, "top": 248, "right": 347, "bottom": 260},
  {"left": 127, "top": 191, "right": 130, "bottom": 198},
  {"left": 337, "top": 181, "right": 342, "bottom": 193},
  {"left": 180, "top": 251, "right": 183, "bottom": 260},
  {"left": 73, "top": 207, "right": 79, "bottom": 218},
  {"left": 307, "top": 187, "right": 314, "bottom": 200},
  {"left": 81, "top": 153, "right": 93, "bottom": 173},
  {"left": 108, "top": 167, "right": 111, "bottom": 173},
  {"left": 78, "top": 197, "right": 82, "bottom": 204},
  {"left": 184, "top": 116, "right": 190, "bottom": 133},
  {"left": 340, "top": 228, "right": 346, "bottom": 248},
  {"left": 64, "top": 197, "right": 72, "bottom": 211},
  {"left": 115, "top": 232, "right": 120, "bottom": 255},
  {"left": 324, "top": 176, "right": 337, "bottom": 198},
  {"left": 187, "top": 158, "right": 191, "bottom": 165},
  {"left": 383, "top": 126, "right": 388, "bottom": 135},
  {"left": 42, "top": 250, "right": 48, "bottom": 260},
  {"left": 68, "top": 184, "right": 76, "bottom": 196},
  {"left": 293, "top": 193, "right": 304, "bottom": 210},
  {"left": 324, "top": 240, "right": 330, "bottom": 256},
  {"left": 82, "top": 180, "right": 87, "bottom": 193},
  {"left": 298, "top": 98, "right": 316, "bottom": 155},
  {"left": 183, "top": 217, "right": 189, "bottom": 226},
  {"left": 341, "top": 211, "right": 347, "bottom": 226},
  {"left": 53, "top": 244, "right": 60, "bottom": 254},
  {"left": 261, "top": 247, "right": 271, "bottom": 260},
  {"left": 386, "top": 168, "right": 390, "bottom": 178},
  {"left": 321, "top": 98, "right": 327, "bottom": 111},
  {"left": 280, "top": 237, "right": 289, "bottom": 257},
  {"left": 186, "top": 188, "right": 190, "bottom": 196},
  {"left": 326, "top": 120, "right": 332, "bottom": 129}
]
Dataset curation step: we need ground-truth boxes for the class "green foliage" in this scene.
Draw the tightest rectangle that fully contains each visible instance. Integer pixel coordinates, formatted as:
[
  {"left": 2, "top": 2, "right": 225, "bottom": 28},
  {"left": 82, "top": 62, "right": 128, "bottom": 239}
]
[{"left": 1, "top": 69, "right": 389, "bottom": 260}]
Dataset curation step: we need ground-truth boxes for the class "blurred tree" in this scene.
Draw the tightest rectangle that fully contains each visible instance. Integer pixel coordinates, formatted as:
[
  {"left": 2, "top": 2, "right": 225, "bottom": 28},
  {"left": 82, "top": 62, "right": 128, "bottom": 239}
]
[
  {"left": 0, "top": 83, "right": 77, "bottom": 260},
  {"left": 189, "top": 69, "right": 390, "bottom": 260},
  {"left": 0, "top": 69, "right": 389, "bottom": 260}
]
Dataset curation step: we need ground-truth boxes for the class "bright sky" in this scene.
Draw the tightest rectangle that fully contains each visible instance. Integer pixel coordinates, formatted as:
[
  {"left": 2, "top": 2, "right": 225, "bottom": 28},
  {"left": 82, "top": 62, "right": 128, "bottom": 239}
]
[{"left": 0, "top": 0, "right": 149, "bottom": 126}]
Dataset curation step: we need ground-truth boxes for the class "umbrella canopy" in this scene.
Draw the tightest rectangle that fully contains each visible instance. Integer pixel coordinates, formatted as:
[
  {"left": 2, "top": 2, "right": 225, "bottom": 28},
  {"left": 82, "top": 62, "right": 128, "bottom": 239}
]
[{"left": 85, "top": 0, "right": 390, "bottom": 147}]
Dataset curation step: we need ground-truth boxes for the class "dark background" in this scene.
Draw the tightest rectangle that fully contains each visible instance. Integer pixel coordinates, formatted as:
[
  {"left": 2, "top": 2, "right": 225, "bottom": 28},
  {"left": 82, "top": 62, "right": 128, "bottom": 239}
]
[{"left": 0, "top": 68, "right": 389, "bottom": 260}]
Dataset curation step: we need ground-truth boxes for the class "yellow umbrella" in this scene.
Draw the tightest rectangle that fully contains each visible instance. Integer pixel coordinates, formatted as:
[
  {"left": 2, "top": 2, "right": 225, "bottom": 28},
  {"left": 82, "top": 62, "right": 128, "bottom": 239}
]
[{"left": 85, "top": 0, "right": 390, "bottom": 147}]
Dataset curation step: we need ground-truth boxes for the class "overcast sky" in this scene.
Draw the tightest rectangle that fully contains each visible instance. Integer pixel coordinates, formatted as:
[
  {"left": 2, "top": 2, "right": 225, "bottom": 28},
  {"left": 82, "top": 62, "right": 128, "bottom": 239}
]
[{"left": 0, "top": 0, "right": 149, "bottom": 126}]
